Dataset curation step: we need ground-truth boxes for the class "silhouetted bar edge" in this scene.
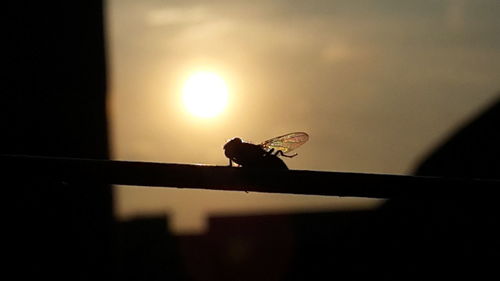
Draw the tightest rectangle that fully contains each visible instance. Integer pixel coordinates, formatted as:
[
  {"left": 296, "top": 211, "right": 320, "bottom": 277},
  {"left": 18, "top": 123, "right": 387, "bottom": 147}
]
[{"left": 2, "top": 154, "right": 499, "bottom": 198}]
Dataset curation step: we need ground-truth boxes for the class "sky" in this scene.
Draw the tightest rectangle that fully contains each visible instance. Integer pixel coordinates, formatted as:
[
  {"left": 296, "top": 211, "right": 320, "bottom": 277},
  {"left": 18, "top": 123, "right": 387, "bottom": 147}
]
[{"left": 107, "top": 0, "right": 500, "bottom": 233}]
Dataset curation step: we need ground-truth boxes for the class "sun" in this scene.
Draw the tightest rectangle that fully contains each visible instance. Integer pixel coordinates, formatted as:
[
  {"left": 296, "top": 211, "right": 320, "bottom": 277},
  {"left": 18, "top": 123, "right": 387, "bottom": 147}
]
[{"left": 182, "top": 71, "right": 229, "bottom": 118}]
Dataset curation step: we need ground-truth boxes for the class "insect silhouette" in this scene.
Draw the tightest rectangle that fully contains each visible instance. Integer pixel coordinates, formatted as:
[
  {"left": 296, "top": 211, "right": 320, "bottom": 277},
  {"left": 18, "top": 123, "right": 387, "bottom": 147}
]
[{"left": 223, "top": 132, "right": 309, "bottom": 169}]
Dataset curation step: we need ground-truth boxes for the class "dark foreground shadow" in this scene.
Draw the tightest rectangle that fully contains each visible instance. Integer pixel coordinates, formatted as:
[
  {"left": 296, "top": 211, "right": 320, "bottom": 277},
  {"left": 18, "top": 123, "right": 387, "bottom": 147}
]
[{"left": 415, "top": 96, "right": 500, "bottom": 179}]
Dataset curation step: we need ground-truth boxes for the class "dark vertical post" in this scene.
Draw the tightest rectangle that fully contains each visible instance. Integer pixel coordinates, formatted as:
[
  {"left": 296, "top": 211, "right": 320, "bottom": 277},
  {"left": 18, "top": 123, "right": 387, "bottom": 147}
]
[{"left": 4, "top": 2, "right": 112, "bottom": 280}]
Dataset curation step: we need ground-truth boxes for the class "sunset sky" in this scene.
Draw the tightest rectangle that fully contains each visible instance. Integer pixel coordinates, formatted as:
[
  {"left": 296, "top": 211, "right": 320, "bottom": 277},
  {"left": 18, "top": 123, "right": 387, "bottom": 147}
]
[{"left": 107, "top": 0, "right": 500, "bottom": 233}]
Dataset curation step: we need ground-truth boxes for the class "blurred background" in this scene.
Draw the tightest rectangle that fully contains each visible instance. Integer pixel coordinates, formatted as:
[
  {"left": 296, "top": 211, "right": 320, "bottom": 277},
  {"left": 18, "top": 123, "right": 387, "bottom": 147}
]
[
  {"left": 5, "top": 1, "right": 499, "bottom": 280},
  {"left": 107, "top": 0, "right": 500, "bottom": 234}
]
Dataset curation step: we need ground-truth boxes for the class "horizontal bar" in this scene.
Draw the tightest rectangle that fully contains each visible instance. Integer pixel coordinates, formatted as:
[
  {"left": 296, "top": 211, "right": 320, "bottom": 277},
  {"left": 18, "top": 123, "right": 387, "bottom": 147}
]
[{"left": 2, "top": 154, "right": 499, "bottom": 198}]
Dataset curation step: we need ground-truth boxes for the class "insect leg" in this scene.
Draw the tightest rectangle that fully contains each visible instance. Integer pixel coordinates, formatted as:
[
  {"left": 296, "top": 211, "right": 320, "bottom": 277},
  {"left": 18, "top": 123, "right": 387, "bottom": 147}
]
[{"left": 276, "top": 150, "right": 298, "bottom": 158}]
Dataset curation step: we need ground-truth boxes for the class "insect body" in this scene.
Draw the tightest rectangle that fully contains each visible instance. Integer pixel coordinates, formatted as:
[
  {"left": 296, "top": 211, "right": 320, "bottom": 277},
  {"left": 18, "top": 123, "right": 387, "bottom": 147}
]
[{"left": 223, "top": 132, "right": 309, "bottom": 169}]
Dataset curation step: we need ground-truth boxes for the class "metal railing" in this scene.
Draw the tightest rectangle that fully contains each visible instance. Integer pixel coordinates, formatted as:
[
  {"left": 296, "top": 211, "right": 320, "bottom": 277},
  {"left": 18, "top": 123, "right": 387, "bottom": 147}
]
[{"left": 2, "top": 154, "right": 499, "bottom": 198}]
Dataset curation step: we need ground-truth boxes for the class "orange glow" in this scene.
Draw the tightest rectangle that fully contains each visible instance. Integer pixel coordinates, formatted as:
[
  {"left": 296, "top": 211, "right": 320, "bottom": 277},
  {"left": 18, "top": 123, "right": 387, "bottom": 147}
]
[{"left": 182, "top": 71, "right": 229, "bottom": 118}]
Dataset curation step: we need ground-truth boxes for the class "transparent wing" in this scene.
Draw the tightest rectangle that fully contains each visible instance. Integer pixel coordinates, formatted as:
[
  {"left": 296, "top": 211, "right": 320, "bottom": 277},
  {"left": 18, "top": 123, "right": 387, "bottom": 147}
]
[{"left": 261, "top": 132, "right": 309, "bottom": 153}]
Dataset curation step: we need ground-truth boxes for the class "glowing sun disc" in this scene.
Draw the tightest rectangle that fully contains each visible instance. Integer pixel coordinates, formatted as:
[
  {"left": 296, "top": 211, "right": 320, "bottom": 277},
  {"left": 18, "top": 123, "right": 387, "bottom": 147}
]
[{"left": 182, "top": 71, "right": 229, "bottom": 118}]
